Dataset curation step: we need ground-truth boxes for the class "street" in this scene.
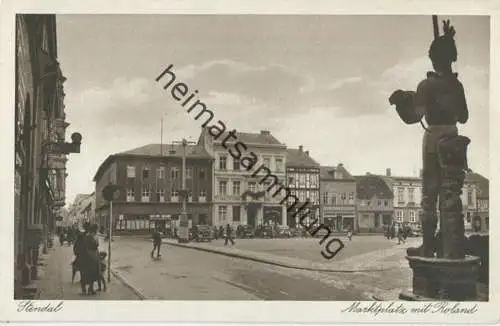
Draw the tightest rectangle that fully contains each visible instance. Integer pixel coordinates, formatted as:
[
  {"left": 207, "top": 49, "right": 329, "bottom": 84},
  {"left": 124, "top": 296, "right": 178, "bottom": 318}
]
[{"left": 107, "top": 235, "right": 416, "bottom": 300}]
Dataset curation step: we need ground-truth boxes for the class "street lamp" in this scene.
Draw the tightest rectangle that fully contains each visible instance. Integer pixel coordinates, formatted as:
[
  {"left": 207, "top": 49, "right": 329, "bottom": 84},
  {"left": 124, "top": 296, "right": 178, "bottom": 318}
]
[{"left": 172, "top": 138, "right": 196, "bottom": 243}]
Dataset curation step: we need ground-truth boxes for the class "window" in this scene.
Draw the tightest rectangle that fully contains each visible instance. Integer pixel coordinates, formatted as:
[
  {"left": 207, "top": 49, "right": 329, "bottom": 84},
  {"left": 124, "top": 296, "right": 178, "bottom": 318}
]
[
  {"left": 143, "top": 167, "right": 150, "bottom": 179},
  {"left": 263, "top": 157, "right": 271, "bottom": 168},
  {"left": 232, "top": 206, "right": 241, "bottom": 222},
  {"left": 141, "top": 185, "right": 151, "bottom": 202},
  {"left": 218, "top": 206, "right": 227, "bottom": 223},
  {"left": 384, "top": 200, "right": 389, "bottom": 207},
  {"left": 157, "top": 188, "right": 165, "bottom": 202},
  {"left": 171, "top": 188, "right": 179, "bottom": 201},
  {"left": 186, "top": 167, "right": 193, "bottom": 179},
  {"left": 219, "top": 181, "right": 227, "bottom": 195},
  {"left": 219, "top": 155, "right": 227, "bottom": 170},
  {"left": 396, "top": 210, "right": 403, "bottom": 222},
  {"left": 331, "top": 194, "right": 337, "bottom": 205},
  {"left": 275, "top": 158, "right": 283, "bottom": 172},
  {"left": 188, "top": 190, "right": 193, "bottom": 202},
  {"left": 398, "top": 187, "right": 404, "bottom": 202},
  {"left": 408, "top": 187, "right": 415, "bottom": 202},
  {"left": 409, "top": 211, "right": 416, "bottom": 223},
  {"left": 171, "top": 167, "right": 180, "bottom": 179},
  {"left": 248, "top": 182, "right": 256, "bottom": 192},
  {"left": 341, "top": 193, "right": 347, "bottom": 203},
  {"left": 467, "top": 190, "right": 473, "bottom": 206},
  {"left": 233, "top": 181, "right": 241, "bottom": 195},
  {"left": 367, "top": 201, "right": 371, "bottom": 206},
  {"left": 466, "top": 212, "right": 471, "bottom": 223},
  {"left": 126, "top": 188, "right": 135, "bottom": 202},
  {"left": 199, "top": 169, "right": 206, "bottom": 179},
  {"left": 299, "top": 174, "right": 306, "bottom": 187},
  {"left": 157, "top": 167, "right": 165, "bottom": 179},
  {"left": 200, "top": 189, "right": 207, "bottom": 197},
  {"left": 348, "top": 192, "right": 354, "bottom": 204},
  {"left": 127, "top": 165, "right": 136, "bottom": 178},
  {"left": 288, "top": 177, "right": 295, "bottom": 186},
  {"left": 323, "top": 192, "right": 329, "bottom": 205},
  {"left": 378, "top": 200, "right": 382, "bottom": 206},
  {"left": 233, "top": 159, "right": 240, "bottom": 171}
]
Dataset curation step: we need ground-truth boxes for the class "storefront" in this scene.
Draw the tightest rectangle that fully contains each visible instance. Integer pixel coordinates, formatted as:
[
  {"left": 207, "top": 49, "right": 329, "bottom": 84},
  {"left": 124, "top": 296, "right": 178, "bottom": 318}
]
[{"left": 263, "top": 206, "right": 283, "bottom": 225}]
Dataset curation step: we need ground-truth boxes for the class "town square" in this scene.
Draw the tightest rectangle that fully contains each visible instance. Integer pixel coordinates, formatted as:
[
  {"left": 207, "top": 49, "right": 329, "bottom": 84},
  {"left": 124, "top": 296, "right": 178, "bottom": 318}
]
[{"left": 12, "top": 13, "right": 489, "bottom": 303}]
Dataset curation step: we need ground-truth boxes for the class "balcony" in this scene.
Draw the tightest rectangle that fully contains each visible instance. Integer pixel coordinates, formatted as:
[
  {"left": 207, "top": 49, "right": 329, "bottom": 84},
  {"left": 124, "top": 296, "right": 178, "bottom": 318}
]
[
  {"left": 198, "top": 196, "right": 207, "bottom": 203},
  {"left": 215, "top": 194, "right": 242, "bottom": 202},
  {"left": 171, "top": 196, "right": 179, "bottom": 203}
]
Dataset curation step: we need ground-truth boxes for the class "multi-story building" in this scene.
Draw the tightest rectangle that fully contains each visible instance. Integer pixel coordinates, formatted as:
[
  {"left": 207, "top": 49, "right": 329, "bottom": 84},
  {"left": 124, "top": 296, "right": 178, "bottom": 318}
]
[
  {"left": 355, "top": 174, "right": 394, "bottom": 233},
  {"left": 67, "top": 193, "right": 94, "bottom": 226},
  {"left": 465, "top": 172, "right": 489, "bottom": 232},
  {"left": 198, "top": 129, "right": 288, "bottom": 227},
  {"left": 319, "top": 164, "right": 357, "bottom": 232},
  {"left": 285, "top": 146, "right": 320, "bottom": 228},
  {"left": 14, "top": 14, "right": 80, "bottom": 299},
  {"left": 93, "top": 143, "right": 213, "bottom": 235},
  {"left": 383, "top": 169, "right": 422, "bottom": 227},
  {"left": 383, "top": 168, "right": 480, "bottom": 230}
]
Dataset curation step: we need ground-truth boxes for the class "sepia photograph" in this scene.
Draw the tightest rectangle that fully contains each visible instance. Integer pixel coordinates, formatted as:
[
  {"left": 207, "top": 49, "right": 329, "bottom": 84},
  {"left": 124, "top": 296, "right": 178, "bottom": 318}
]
[{"left": 2, "top": 3, "right": 498, "bottom": 323}]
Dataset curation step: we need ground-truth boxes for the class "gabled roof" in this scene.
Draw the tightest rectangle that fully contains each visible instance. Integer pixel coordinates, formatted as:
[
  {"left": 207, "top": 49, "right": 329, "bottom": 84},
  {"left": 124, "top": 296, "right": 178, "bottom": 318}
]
[
  {"left": 211, "top": 130, "right": 285, "bottom": 146},
  {"left": 355, "top": 175, "right": 394, "bottom": 200},
  {"left": 286, "top": 148, "right": 320, "bottom": 168},
  {"left": 118, "top": 143, "right": 211, "bottom": 159},
  {"left": 320, "top": 164, "right": 355, "bottom": 181},
  {"left": 465, "top": 172, "right": 489, "bottom": 198}
]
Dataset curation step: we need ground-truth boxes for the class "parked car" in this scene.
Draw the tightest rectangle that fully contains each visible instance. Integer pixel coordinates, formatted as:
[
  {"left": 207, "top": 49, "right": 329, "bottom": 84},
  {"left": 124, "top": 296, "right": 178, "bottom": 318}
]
[
  {"left": 192, "top": 225, "right": 213, "bottom": 242},
  {"left": 236, "top": 225, "right": 255, "bottom": 239},
  {"left": 255, "top": 225, "right": 275, "bottom": 238},
  {"left": 276, "top": 225, "right": 292, "bottom": 238}
]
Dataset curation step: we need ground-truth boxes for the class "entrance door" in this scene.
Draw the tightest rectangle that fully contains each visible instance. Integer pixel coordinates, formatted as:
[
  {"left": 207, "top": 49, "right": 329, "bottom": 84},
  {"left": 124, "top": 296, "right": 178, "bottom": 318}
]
[
  {"left": 247, "top": 204, "right": 258, "bottom": 227},
  {"left": 336, "top": 215, "right": 342, "bottom": 231}
]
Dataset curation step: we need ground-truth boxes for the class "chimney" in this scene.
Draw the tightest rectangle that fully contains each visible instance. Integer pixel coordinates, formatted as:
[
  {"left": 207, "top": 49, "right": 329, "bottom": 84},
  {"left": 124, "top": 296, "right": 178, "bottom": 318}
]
[
  {"left": 260, "top": 130, "right": 270, "bottom": 135},
  {"left": 366, "top": 172, "right": 370, "bottom": 176},
  {"left": 299, "top": 145, "right": 303, "bottom": 152},
  {"left": 419, "top": 169, "right": 423, "bottom": 178},
  {"left": 339, "top": 163, "right": 343, "bottom": 167},
  {"left": 386, "top": 168, "right": 391, "bottom": 176},
  {"left": 305, "top": 150, "right": 309, "bottom": 156}
]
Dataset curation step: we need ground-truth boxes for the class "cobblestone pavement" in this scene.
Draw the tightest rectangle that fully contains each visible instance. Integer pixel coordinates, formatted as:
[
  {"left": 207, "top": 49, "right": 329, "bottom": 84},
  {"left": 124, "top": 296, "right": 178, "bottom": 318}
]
[
  {"left": 204, "top": 235, "right": 418, "bottom": 263},
  {"left": 37, "top": 242, "right": 141, "bottom": 300},
  {"left": 108, "top": 237, "right": 414, "bottom": 300}
]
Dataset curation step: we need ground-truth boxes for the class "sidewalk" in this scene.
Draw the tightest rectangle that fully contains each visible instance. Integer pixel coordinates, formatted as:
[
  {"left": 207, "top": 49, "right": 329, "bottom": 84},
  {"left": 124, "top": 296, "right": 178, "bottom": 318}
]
[
  {"left": 161, "top": 238, "right": 417, "bottom": 272},
  {"left": 37, "top": 242, "right": 142, "bottom": 300}
]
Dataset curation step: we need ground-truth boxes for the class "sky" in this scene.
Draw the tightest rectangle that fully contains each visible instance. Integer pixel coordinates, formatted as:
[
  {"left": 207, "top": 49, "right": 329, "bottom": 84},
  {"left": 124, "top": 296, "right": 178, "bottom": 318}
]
[{"left": 55, "top": 15, "right": 490, "bottom": 206}]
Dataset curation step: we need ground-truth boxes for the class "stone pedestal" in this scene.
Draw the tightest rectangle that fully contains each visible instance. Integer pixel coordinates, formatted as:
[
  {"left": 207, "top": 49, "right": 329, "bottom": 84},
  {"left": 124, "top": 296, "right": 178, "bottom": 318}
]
[{"left": 400, "top": 255, "right": 480, "bottom": 301}]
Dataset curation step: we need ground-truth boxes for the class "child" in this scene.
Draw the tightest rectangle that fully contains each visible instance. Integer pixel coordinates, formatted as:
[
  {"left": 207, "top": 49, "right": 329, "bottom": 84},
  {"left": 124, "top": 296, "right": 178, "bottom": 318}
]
[{"left": 98, "top": 251, "right": 107, "bottom": 292}]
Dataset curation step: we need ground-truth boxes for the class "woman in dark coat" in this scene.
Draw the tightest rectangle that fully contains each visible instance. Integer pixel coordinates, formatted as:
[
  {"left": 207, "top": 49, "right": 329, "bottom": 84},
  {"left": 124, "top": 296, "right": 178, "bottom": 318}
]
[{"left": 82, "top": 224, "right": 100, "bottom": 295}]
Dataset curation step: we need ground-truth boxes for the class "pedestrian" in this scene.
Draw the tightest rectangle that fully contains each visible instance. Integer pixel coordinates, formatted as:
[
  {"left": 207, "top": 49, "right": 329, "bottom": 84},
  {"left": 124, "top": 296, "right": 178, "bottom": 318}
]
[
  {"left": 97, "top": 251, "right": 107, "bottom": 292},
  {"left": 151, "top": 228, "right": 162, "bottom": 259},
  {"left": 219, "top": 225, "right": 224, "bottom": 239},
  {"left": 213, "top": 226, "right": 219, "bottom": 240},
  {"left": 224, "top": 224, "right": 235, "bottom": 246},
  {"left": 347, "top": 226, "right": 353, "bottom": 241},
  {"left": 397, "top": 225, "right": 406, "bottom": 245},
  {"left": 71, "top": 230, "right": 83, "bottom": 283},
  {"left": 81, "top": 223, "right": 100, "bottom": 295}
]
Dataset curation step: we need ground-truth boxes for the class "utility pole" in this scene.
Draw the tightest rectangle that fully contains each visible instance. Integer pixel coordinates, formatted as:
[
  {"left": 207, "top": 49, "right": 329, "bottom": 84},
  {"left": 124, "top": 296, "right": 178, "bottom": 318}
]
[
  {"left": 172, "top": 138, "right": 196, "bottom": 243},
  {"left": 102, "top": 184, "right": 121, "bottom": 282}
]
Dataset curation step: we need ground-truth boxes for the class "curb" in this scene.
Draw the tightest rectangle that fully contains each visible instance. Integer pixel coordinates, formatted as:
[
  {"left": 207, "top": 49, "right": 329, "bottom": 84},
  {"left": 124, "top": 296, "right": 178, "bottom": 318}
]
[
  {"left": 110, "top": 268, "right": 147, "bottom": 300},
  {"left": 163, "top": 240, "right": 392, "bottom": 273}
]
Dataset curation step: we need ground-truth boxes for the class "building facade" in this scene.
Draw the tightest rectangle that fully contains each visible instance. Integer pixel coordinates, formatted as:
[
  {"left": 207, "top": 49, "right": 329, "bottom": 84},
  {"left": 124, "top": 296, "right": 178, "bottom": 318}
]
[
  {"left": 465, "top": 172, "right": 489, "bottom": 233},
  {"left": 14, "top": 15, "right": 79, "bottom": 299},
  {"left": 93, "top": 143, "right": 213, "bottom": 235},
  {"left": 383, "top": 169, "right": 422, "bottom": 228},
  {"left": 199, "top": 129, "right": 288, "bottom": 228},
  {"left": 285, "top": 146, "right": 320, "bottom": 228},
  {"left": 383, "top": 168, "right": 481, "bottom": 230},
  {"left": 355, "top": 174, "right": 394, "bottom": 233},
  {"left": 319, "top": 164, "right": 357, "bottom": 232}
]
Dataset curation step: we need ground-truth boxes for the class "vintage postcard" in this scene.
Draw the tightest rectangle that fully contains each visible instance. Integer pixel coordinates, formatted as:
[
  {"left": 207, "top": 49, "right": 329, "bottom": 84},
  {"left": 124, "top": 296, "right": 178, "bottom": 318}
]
[{"left": 0, "top": 0, "right": 499, "bottom": 324}]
